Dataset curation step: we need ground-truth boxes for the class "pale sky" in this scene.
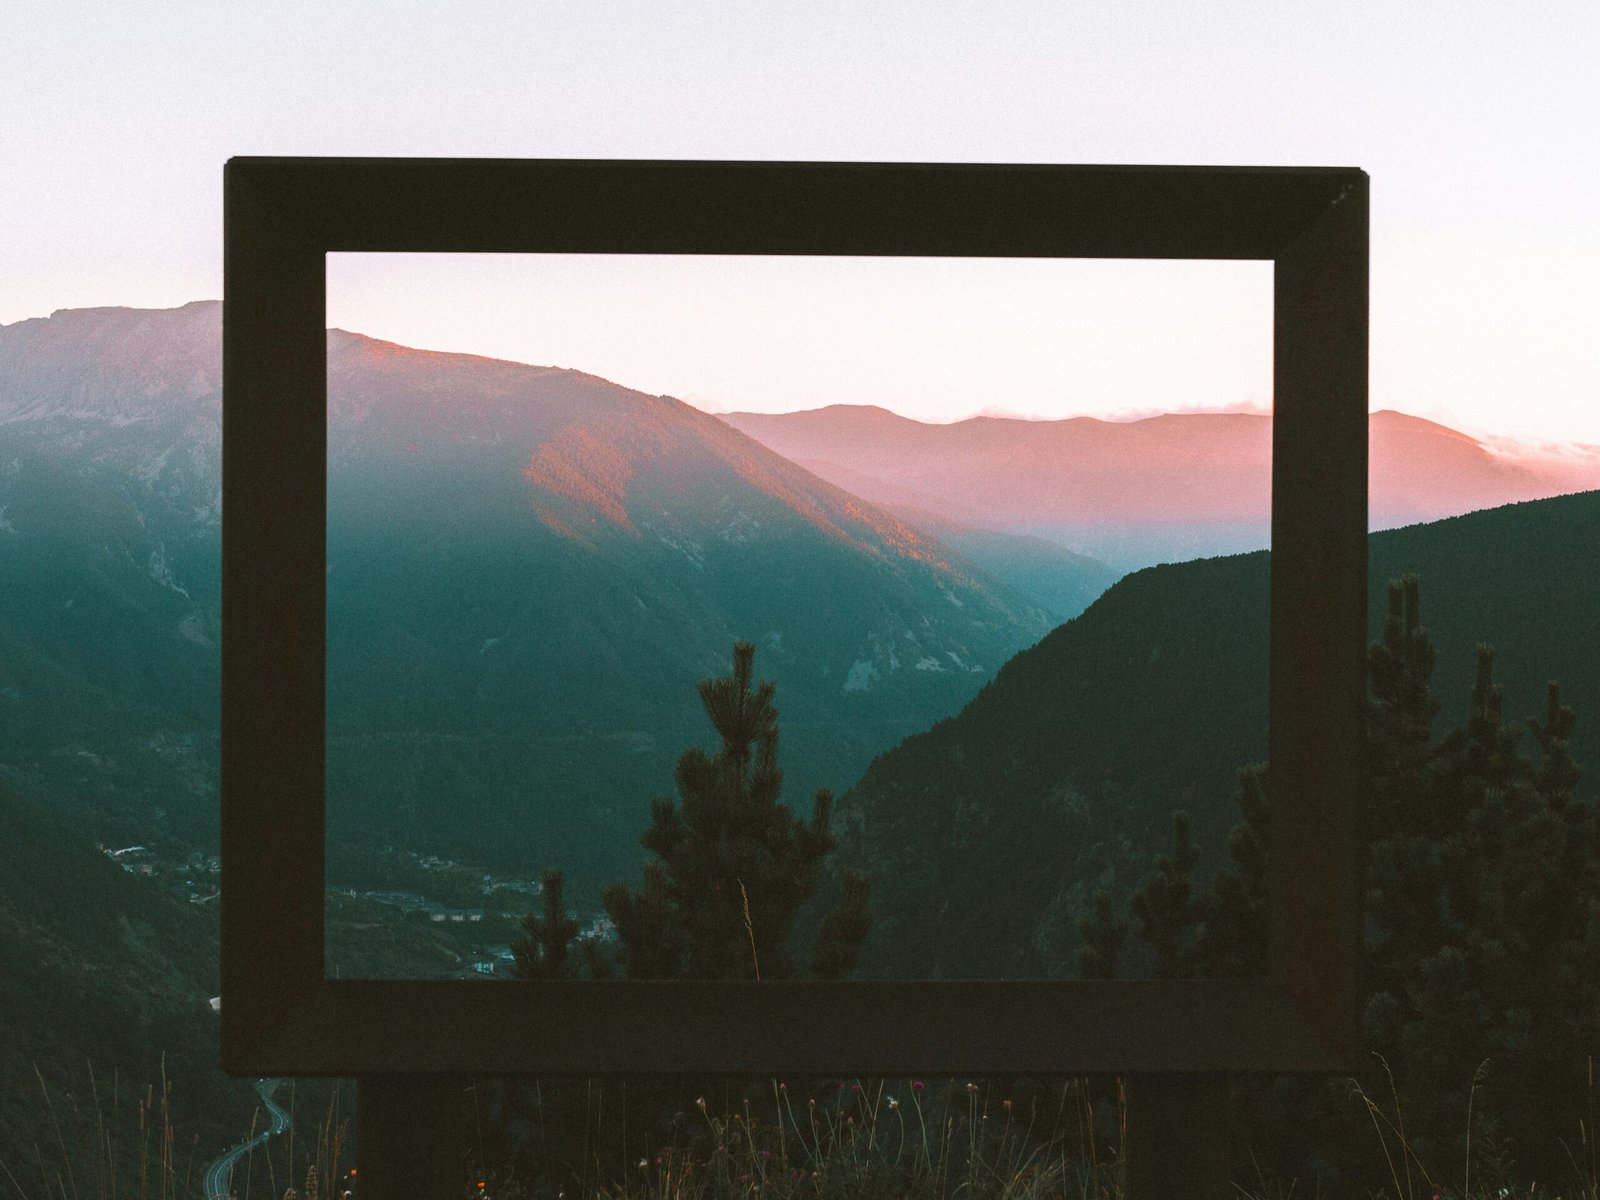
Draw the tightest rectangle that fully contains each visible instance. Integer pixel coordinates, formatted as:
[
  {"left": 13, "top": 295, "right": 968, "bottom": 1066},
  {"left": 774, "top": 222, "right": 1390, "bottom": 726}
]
[
  {"left": 4, "top": 1, "right": 1597, "bottom": 441},
  {"left": 327, "top": 253, "right": 1274, "bottom": 423}
]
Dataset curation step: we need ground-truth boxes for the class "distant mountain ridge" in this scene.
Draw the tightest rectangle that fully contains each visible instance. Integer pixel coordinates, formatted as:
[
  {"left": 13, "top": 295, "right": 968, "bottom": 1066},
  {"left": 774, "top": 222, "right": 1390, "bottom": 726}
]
[
  {"left": 721, "top": 405, "right": 1600, "bottom": 569},
  {"left": 326, "top": 327, "right": 978, "bottom": 570}
]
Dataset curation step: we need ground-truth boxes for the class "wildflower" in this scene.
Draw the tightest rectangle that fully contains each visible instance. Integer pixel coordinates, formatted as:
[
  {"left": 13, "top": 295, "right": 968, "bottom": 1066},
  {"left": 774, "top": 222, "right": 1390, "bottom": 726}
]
[
  {"left": 911, "top": 1080, "right": 925, "bottom": 1090},
  {"left": 1002, "top": 1099, "right": 1012, "bottom": 1110},
  {"left": 966, "top": 1082, "right": 978, "bottom": 1093},
  {"left": 851, "top": 1083, "right": 862, "bottom": 1092},
  {"left": 638, "top": 1159, "right": 648, "bottom": 1170},
  {"left": 760, "top": 1150, "right": 770, "bottom": 1159},
  {"left": 696, "top": 1096, "right": 707, "bottom": 1111},
  {"left": 739, "top": 1174, "right": 750, "bottom": 1182},
  {"left": 887, "top": 1097, "right": 898, "bottom": 1109},
  {"left": 791, "top": 1169, "right": 804, "bottom": 1181}
]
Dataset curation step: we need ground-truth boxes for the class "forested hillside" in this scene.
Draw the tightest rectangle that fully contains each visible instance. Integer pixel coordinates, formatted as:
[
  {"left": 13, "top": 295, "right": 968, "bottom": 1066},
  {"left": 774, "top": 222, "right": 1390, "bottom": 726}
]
[
  {"left": 835, "top": 490, "right": 1600, "bottom": 980},
  {"left": 0, "top": 779, "right": 251, "bottom": 1176}
]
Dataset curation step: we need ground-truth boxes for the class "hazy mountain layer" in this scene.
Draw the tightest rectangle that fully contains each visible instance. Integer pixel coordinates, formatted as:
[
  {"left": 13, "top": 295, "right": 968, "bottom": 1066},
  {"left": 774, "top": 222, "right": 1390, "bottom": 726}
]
[{"left": 722, "top": 405, "right": 1600, "bottom": 571}]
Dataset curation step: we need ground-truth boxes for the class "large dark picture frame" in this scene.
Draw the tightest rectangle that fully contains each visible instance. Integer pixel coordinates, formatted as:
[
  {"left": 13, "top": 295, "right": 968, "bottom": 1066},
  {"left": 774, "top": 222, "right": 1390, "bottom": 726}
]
[{"left": 222, "top": 159, "right": 1367, "bottom": 1078}]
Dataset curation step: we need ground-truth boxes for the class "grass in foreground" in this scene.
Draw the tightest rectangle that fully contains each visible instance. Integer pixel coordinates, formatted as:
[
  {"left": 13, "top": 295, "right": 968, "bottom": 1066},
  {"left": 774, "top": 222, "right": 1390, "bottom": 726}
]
[
  {"left": 11, "top": 1068, "right": 1600, "bottom": 1200},
  {"left": 0, "top": 1064, "right": 350, "bottom": 1200}
]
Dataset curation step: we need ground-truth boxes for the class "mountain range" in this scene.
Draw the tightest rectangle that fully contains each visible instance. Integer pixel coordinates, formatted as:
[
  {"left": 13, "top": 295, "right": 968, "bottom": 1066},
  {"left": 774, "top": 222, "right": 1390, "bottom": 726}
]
[
  {"left": 4, "top": 300, "right": 1594, "bottom": 914},
  {"left": 721, "top": 405, "right": 1600, "bottom": 570},
  {"left": 320, "top": 321, "right": 1062, "bottom": 891},
  {"left": 0, "top": 303, "right": 1069, "bottom": 901}
]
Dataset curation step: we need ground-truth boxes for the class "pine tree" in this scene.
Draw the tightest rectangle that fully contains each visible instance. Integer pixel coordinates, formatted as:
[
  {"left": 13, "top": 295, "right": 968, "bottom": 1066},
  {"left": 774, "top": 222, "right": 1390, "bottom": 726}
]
[
  {"left": 1529, "top": 680, "right": 1581, "bottom": 810},
  {"left": 510, "top": 868, "right": 581, "bottom": 980},
  {"left": 513, "top": 642, "right": 873, "bottom": 982},
  {"left": 1130, "top": 810, "right": 1202, "bottom": 979},
  {"left": 1367, "top": 576, "right": 1443, "bottom": 786},
  {"left": 1209, "top": 579, "right": 1587, "bottom": 1190},
  {"left": 1193, "top": 764, "right": 1269, "bottom": 979},
  {"left": 496, "top": 644, "right": 875, "bottom": 1187},
  {"left": 811, "top": 869, "right": 874, "bottom": 980},
  {"left": 1363, "top": 577, "right": 1467, "bottom": 1007},
  {"left": 600, "top": 859, "right": 682, "bottom": 980},
  {"left": 1075, "top": 887, "right": 1129, "bottom": 980},
  {"left": 1115, "top": 575, "right": 1599, "bottom": 1186},
  {"left": 599, "top": 640, "right": 872, "bottom": 981}
]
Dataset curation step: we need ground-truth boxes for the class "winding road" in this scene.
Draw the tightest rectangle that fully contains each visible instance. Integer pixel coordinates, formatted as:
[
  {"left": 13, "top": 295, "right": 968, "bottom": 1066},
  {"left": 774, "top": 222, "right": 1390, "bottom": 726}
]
[{"left": 204, "top": 1078, "right": 292, "bottom": 1199}]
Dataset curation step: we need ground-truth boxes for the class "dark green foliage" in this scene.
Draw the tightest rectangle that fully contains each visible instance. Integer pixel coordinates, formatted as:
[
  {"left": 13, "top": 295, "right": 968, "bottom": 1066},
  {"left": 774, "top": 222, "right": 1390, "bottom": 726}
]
[
  {"left": 1074, "top": 887, "right": 1129, "bottom": 980},
  {"left": 1192, "top": 764, "right": 1269, "bottom": 980},
  {"left": 0, "top": 780, "right": 254, "bottom": 1176},
  {"left": 1352, "top": 585, "right": 1600, "bottom": 1182},
  {"left": 601, "top": 859, "right": 684, "bottom": 980},
  {"left": 1130, "top": 810, "right": 1202, "bottom": 979},
  {"left": 511, "top": 869, "right": 582, "bottom": 980},
  {"left": 1529, "top": 679, "right": 1581, "bottom": 810},
  {"left": 596, "top": 641, "right": 872, "bottom": 981},
  {"left": 811, "top": 868, "right": 874, "bottom": 980},
  {"left": 1127, "top": 575, "right": 1600, "bottom": 1188},
  {"left": 508, "top": 643, "right": 870, "bottom": 979},
  {"left": 1367, "top": 576, "right": 1442, "bottom": 782}
]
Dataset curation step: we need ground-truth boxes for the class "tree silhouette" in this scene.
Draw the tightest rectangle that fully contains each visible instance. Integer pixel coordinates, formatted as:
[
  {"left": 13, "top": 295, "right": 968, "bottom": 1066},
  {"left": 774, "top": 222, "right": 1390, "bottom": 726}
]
[
  {"left": 600, "top": 640, "right": 871, "bottom": 980},
  {"left": 1075, "top": 887, "right": 1129, "bottom": 980},
  {"left": 1120, "top": 575, "right": 1598, "bottom": 1187},
  {"left": 500, "top": 642, "right": 874, "bottom": 1187},
  {"left": 512, "top": 640, "right": 872, "bottom": 981},
  {"left": 1130, "top": 809, "right": 1202, "bottom": 979},
  {"left": 510, "top": 869, "right": 580, "bottom": 980}
]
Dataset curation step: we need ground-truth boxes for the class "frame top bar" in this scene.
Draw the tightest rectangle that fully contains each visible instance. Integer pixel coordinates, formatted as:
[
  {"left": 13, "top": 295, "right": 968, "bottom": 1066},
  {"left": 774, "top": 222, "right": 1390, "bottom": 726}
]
[{"left": 226, "top": 157, "right": 1365, "bottom": 260}]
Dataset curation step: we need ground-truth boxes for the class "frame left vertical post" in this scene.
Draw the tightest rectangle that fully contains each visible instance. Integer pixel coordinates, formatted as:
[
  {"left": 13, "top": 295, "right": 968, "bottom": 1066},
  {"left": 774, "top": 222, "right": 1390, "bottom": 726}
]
[{"left": 222, "top": 159, "right": 331, "bottom": 1064}]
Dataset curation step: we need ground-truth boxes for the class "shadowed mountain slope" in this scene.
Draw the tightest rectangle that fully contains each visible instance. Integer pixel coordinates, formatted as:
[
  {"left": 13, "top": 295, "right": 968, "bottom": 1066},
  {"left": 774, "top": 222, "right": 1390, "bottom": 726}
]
[{"left": 834, "top": 489, "right": 1600, "bottom": 980}]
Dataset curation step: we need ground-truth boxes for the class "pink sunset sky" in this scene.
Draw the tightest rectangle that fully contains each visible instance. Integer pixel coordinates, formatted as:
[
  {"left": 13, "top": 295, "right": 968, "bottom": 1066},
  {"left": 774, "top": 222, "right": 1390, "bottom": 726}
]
[
  {"left": 326, "top": 253, "right": 1277, "bottom": 426},
  {"left": 3, "top": 1, "right": 1595, "bottom": 443}
]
